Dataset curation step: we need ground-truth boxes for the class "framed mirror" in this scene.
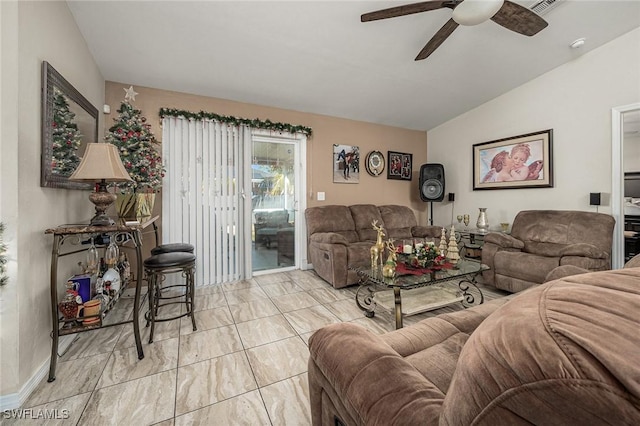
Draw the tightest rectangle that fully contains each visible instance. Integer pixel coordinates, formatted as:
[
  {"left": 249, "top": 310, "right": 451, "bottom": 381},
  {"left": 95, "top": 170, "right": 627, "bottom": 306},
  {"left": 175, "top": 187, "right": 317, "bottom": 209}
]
[{"left": 41, "top": 61, "right": 98, "bottom": 189}]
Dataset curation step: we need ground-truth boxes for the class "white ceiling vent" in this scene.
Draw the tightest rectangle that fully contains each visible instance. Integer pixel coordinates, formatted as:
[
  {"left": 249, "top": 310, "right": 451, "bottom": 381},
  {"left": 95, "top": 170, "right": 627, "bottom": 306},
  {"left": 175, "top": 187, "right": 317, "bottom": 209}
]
[{"left": 530, "top": 0, "right": 560, "bottom": 16}]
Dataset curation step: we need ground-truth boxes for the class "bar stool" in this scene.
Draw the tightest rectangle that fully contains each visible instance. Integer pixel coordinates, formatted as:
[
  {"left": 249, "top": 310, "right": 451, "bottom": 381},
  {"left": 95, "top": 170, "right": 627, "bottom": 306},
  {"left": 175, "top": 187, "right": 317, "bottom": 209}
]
[
  {"left": 151, "top": 243, "right": 194, "bottom": 255},
  {"left": 143, "top": 252, "right": 197, "bottom": 343},
  {"left": 148, "top": 243, "right": 195, "bottom": 337}
]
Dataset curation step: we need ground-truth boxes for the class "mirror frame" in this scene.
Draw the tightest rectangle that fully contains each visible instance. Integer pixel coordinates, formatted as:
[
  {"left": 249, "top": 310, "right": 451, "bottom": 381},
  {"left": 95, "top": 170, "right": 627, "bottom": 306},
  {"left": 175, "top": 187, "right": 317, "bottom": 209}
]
[{"left": 41, "top": 61, "right": 98, "bottom": 190}]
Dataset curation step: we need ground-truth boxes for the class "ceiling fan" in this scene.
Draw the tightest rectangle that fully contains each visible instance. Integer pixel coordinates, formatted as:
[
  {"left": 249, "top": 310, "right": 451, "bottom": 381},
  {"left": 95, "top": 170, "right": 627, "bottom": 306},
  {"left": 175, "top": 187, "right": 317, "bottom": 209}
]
[{"left": 361, "top": 0, "right": 548, "bottom": 60}]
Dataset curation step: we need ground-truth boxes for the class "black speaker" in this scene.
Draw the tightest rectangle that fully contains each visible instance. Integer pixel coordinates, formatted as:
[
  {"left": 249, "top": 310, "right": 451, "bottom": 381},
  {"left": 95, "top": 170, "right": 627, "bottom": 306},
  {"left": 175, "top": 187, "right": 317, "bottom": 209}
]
[
  {"left": 590, "top": 192, "right": 601, "bottom": 206},
  {"left": 419, "top": 164, "right": 445, "bottom": 202}
]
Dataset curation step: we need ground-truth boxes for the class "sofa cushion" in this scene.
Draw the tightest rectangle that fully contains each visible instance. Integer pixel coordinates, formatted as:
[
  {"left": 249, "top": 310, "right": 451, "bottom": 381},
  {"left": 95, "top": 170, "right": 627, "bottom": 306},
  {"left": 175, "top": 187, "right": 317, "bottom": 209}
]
[
  {"left": 309, "top": 232, "right": 349, "bottom": 245},
  {"left": 494, "top": 251, "right": 559, "bottom": 283},
  {"left": 376, "top": 297, "right": 513, "bottom": 395},
  {"left": 349, "top": 204, "right": 384, "bottom": 242},
  {"left": 379, "top": 205, "right": 417, "bottom": 240},
  {"left": 403, "top": 333, "right": 468, "bottom": 394},
  {"left": 440, "top": 268, "right": 640, "bottom": 425},
  {"left": 347, "top": 241, "right": 375, "bottom": 269},
  {"left": 305, "top": 205, "right": 359, "bottom": 243},
  {"left": 512, "top": 210, "right": 615, "bottom": 250}
]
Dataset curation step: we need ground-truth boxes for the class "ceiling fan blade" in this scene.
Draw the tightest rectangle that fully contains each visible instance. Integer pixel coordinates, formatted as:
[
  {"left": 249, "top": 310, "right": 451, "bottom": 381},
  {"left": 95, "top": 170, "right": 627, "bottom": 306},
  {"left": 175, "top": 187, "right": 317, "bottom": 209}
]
[
  {"left": 415, "top": 18, "right": 459, "bottom": 60},
  {"left": 361, "top": 1, "right": 454, "bottom": 22},
  {"left": 491, "top": 0, "right": 548, "bottom": 36}
]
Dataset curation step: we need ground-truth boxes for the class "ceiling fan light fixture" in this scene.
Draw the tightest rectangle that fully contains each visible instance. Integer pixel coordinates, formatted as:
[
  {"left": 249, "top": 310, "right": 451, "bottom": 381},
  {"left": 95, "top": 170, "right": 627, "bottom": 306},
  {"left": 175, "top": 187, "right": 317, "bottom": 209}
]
[{"left": 452, "top": 0, "right": 505, "bottom": 26}]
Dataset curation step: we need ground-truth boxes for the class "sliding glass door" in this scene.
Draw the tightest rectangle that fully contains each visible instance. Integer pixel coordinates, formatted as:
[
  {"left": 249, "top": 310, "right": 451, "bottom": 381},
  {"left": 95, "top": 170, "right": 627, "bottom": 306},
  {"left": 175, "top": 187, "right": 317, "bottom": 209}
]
[{"left": 251, "top": 136, "right": 299, "bottom": 273}]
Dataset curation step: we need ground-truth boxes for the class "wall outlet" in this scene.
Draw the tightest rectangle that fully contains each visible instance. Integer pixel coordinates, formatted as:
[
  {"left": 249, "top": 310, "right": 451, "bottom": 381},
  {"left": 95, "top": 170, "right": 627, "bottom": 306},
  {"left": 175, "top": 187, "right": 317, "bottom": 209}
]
[{"left": 317, "top": 192, "right": 325, "bottom": 201}]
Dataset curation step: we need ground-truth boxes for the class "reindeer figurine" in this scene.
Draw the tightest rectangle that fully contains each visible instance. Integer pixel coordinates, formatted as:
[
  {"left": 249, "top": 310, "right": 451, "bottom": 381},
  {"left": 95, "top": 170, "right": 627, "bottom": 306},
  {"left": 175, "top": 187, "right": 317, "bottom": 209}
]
[
  {"left": 370, "top": 220, "right": 385, "bottom": 271},
  {"left": 382, "top": 239, "right": 398, "bottom": 278}
]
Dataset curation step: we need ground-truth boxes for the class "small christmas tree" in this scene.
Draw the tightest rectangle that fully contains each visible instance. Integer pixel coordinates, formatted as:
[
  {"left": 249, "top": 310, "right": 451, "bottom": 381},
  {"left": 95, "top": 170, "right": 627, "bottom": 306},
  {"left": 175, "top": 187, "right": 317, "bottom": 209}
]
[
  {"left": 51, "top": 87, "right": 82, "bottom": 175},
  {"left": 438, "top": 227, "right": 448, "bottom": 256},
  {"left": 446, "top": 225, "right": 460, "bottom": 264},
  {"left": 105, "top": 88, "right": 164, "bottom": 192}
]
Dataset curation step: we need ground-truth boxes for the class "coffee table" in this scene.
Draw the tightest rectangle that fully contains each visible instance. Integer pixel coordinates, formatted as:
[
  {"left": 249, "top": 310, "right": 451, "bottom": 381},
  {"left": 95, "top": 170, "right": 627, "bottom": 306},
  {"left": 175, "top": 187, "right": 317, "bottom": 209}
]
[{"left": 352, "top": 259, "right": 488, "bottom": 329}]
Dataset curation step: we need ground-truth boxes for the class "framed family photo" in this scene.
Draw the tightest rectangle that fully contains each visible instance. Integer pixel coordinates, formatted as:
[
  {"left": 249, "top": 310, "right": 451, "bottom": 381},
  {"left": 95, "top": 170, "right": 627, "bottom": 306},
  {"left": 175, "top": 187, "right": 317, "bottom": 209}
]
[
  {"left": 387, "top": 151, "right": 412, "bottom": 181},
  {"left": 473, "top": 129, "right": 553, "bottom": 190}
]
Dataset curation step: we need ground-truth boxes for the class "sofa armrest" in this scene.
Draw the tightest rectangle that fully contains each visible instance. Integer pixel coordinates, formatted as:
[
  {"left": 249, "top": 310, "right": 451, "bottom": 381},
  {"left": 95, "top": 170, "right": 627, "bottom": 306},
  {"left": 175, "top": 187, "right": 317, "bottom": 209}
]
[
  {"left": 309, "top": 232, "right": 349, "bottom": 245},
  {"left": 484, "top": 232, "right": 524, "bottom": 249},
  {"left": 625, "top": 254, "right": 640, "bottom": 268},
  {"left": 544, "top": 265, "right": 590, "bottom": 282},
  {"left": 559, "top": 243, "right": 609, "bottom": 259},
  {"left": 411, "top": 225, "right": 442, "bottom": 239},
  {"left": 309, "top": 323, "right": 443, "bottom": 425}
]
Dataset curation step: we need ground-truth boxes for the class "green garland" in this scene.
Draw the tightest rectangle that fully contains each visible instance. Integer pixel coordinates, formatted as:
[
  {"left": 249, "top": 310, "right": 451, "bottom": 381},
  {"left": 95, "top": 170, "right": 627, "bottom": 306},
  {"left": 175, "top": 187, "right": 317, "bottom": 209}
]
[{"left": 159, "top": 108, "right": 312, "bottom": 137}]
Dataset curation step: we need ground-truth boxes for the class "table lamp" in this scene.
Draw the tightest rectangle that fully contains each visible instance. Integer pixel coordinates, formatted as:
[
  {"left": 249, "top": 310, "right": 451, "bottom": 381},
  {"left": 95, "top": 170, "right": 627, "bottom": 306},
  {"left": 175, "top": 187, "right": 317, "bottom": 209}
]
[{"left": 69, "top": 143, "right": 132, "bottom": 226}]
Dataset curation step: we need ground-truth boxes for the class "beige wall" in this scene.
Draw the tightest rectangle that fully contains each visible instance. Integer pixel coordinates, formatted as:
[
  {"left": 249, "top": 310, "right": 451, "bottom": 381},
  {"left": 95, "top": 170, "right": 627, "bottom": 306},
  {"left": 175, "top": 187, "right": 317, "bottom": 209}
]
[
  {"left": 0, "top": 1, "right": 104, "bottom": 402},
  {"left": 104, "top": 83, "right": 430, "bottom": 226}
]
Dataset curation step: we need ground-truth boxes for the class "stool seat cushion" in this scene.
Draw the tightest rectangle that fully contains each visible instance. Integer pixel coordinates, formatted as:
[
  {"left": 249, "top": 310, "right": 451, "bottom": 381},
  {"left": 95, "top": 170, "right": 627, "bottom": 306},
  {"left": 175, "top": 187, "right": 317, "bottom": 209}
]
[
  {"left": 144, "top": 252, "right": 196, "bottom": 269},
  {"left": 151, "top": 243, "right": 195, "bottom": 255}
]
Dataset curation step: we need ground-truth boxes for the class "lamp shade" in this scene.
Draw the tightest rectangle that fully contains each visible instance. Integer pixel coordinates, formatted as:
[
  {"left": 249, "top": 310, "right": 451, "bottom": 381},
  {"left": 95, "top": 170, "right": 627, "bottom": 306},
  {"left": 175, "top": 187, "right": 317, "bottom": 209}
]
[{"left": 69, "top": 143, "right": 132, "bottom": 182}]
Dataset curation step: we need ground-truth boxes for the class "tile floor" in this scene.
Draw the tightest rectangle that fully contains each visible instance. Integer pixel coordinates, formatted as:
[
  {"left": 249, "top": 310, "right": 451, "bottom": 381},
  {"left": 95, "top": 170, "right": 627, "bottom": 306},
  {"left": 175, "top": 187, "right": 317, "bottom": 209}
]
[{"left": 11, "top": 270, "right": 507, "bottom": 426}]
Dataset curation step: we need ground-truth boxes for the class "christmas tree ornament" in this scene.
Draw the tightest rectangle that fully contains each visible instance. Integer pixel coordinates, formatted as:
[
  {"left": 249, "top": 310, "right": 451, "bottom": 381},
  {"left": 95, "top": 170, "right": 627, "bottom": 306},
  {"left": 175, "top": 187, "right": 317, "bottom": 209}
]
[
  {"left": 123, "top": 85, "right": 138, "bottom": 102},
  {"left": 446, "top": 225, "right": 460, "bottom": 265},
  {"left": 438, "top": 227, "right": 448, "bottom": 256}
]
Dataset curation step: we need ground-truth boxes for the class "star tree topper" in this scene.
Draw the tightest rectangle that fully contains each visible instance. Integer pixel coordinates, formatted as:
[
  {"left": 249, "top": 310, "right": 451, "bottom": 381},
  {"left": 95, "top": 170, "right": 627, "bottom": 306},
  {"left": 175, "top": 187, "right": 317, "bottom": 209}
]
[{"left": 123, "top": 86, "right": 138, "bottom": 102}]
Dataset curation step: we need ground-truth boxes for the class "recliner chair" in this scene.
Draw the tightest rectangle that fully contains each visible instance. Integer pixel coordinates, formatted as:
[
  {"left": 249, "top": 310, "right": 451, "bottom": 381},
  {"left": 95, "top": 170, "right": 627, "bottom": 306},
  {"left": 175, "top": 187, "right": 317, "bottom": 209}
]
[{"left": 481, "top": 210, "right": 615, "bottom": 292}]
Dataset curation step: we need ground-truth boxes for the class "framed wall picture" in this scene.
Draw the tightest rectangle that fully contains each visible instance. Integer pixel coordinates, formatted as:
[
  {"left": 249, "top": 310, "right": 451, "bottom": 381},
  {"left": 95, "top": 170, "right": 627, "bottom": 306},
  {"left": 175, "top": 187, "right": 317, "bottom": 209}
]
[
  {"left": 333, "top": 144, "right": 359, "bottom": 183},
  {"left": 473, "top": 129, "right": 553, "bottom": 190},
  {"left": 387, "top": 151, "right": 412, "bottom": 181},
  {"left": 365, "top": 150, "right": 385, "bottom": 176}
]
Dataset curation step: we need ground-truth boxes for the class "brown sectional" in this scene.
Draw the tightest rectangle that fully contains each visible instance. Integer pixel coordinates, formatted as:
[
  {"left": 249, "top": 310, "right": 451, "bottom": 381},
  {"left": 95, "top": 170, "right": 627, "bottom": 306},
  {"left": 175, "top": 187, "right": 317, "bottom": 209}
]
[
  {"left": 308, "top": 267, "right": 640, "bottom": 425},
  {"left": 481, "top": 210, "right": 615, "bottom": 292},
  {"left": 305, "top": 204, "right": 441, "bottom": 288}
]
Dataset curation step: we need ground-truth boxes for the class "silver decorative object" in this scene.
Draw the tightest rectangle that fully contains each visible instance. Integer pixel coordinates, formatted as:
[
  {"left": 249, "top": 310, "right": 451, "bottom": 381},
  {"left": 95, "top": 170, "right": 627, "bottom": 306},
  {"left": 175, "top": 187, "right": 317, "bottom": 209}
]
[{"left": 476, "top": 208, "right": 489, "bottom": 230}]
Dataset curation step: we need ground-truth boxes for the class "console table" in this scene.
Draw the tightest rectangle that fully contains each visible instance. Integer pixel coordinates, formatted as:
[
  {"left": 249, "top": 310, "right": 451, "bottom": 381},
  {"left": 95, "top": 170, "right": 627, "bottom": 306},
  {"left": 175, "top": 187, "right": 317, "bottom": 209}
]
[{"left": 45, "top": 216, "right": 158, "bottom": 382}]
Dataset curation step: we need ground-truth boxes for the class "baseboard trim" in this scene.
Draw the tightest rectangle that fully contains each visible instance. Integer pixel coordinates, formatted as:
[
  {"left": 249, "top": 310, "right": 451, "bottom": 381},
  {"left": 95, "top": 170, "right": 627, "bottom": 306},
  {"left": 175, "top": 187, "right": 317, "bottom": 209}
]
[{"left": 0, "top": 335, "right": 75, "bottom": 410}]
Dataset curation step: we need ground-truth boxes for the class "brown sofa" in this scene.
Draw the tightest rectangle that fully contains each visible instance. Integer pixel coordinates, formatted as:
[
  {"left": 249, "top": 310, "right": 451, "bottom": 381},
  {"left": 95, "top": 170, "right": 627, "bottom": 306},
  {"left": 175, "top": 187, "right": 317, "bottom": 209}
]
[
  {"left": 305, "top": 204, "right": 441, "bottom": 288},
  {"left": 308, "top": 268, "right": 640, "bottom": 425},
  {"left": 481, "top": 210, "right": 615, "bottom": 293}
]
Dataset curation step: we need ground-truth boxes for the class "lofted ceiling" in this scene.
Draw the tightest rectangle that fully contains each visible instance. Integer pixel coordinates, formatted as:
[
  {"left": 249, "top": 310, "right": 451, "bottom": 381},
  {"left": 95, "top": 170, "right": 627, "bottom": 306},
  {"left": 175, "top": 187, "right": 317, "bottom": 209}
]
[{"left": 67, "top": 1, "right": 640, "bottom": 132}]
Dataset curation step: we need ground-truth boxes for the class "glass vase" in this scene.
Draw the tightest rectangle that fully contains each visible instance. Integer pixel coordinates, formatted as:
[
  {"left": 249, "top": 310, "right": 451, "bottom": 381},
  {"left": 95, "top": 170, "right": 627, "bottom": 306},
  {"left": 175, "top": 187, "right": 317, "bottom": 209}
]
[{"left": 86, "top": 237, "right": 99, "bottom": 274}]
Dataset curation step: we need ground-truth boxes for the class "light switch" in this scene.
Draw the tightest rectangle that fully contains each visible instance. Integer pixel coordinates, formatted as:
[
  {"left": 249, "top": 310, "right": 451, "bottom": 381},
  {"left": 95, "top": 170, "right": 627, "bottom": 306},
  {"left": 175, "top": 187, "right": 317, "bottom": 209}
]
[{"left": 317, "top": 192, "right": 325, "bottom": 201}]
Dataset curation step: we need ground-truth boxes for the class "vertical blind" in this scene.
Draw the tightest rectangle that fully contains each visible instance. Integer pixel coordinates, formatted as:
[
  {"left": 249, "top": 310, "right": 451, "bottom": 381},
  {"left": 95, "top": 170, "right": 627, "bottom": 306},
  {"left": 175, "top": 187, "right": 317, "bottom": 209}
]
[{"left": 162, "top": 117, "right": 249, "bottom": 285}]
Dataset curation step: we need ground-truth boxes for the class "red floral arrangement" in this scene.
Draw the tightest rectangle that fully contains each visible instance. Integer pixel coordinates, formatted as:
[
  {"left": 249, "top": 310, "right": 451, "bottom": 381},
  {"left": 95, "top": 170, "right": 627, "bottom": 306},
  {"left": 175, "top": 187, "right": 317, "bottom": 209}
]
[{"left": 398, "top": 242, "right": 445, "bottom": 269}]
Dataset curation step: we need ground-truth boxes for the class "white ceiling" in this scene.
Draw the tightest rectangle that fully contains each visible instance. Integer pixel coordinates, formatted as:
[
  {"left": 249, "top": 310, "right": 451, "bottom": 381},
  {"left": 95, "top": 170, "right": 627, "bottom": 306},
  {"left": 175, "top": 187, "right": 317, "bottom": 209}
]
[{"left": 67, "top": 1, "right": 640, "bottom": 132}]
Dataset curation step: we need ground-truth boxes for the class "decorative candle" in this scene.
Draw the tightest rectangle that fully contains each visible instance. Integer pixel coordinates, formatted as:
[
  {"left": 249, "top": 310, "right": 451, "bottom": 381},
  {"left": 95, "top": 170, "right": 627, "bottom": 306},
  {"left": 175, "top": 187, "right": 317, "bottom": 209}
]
[{"left": 403, "top": 244, "right": 413, "bottom": 254}]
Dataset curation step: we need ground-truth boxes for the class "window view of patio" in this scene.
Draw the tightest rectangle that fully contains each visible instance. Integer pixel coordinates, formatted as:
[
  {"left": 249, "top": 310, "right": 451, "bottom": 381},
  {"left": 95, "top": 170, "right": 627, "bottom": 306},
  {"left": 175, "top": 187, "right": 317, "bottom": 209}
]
[{"left": 252, "top": 140, "right": 296, "bottom": 272}]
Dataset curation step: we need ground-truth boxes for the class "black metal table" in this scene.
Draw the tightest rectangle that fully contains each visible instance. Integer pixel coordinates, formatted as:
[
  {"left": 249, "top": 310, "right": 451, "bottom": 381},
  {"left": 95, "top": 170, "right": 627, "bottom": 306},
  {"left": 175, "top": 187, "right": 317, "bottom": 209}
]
[
  {"left": 353, "top": 259, "right": 488, "bottom": 329},
  {"left": 44, "top": 216, "right": 158, "bottom": 382}
]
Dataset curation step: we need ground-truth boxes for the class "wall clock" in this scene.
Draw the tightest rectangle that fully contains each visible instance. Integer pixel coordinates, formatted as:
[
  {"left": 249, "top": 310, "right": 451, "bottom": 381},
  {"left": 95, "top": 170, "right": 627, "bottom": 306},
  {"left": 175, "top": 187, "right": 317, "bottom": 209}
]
[{"left": 365, "top": 151, "right": 385, "bottom": 177}]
